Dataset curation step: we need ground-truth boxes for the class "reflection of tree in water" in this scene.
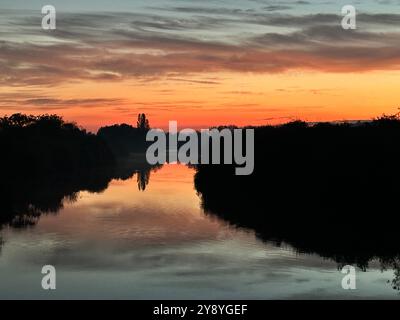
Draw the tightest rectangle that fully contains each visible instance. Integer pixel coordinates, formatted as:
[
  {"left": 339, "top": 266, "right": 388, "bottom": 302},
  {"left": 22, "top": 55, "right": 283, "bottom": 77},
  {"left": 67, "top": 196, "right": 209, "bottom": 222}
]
[
  {"left": 194, "top": 117, "right": 400, "bottom": 293},
  {"left": 137, "top": 169, "right": 151, "bottom": 191},
  {"left": 0, "top": 159, "right": 161, "bottom": 239},
  {"left": 195, "top": 167, "right": 400, "bottom": 292},
  {"left": 0, "top": 113, "right": 161, "bottom": 254},
  {"left": 114, "top": 156, "right": 161, "bottom": 192}
]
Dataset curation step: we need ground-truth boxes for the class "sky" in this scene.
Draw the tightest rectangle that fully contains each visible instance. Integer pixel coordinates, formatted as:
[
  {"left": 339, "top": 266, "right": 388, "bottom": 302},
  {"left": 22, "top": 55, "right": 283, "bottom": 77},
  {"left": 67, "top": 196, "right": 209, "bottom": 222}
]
[{"left": 0, "top": 0, "right": 400, "bottom": 131}]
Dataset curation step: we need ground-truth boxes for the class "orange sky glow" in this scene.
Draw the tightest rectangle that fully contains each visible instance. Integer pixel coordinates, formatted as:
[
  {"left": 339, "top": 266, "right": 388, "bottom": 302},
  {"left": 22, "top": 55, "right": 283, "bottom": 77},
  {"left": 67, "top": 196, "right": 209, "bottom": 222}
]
[
  {"left": 1, "top": 1, "right": 399, "bottom": 132},
  {"left": 1, "top": 70, "right": 399, "bottom": 132}
]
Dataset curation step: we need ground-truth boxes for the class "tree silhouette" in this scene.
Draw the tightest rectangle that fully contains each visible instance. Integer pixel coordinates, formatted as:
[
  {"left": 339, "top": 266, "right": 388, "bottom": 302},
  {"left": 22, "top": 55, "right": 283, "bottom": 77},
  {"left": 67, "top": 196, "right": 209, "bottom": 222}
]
[
  {"left": 137, "top": 113, "right": 150, "bottom": 131},
  {"left": 194, "top": 112, "right": 400, "bottom": 291}
]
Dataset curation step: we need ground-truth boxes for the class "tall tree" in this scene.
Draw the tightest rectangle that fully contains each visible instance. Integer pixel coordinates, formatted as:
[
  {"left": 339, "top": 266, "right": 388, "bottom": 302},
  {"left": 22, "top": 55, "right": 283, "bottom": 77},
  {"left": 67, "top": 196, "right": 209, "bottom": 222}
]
[{"left": 137, "top": 113, "right": 150, "bottom": 131}]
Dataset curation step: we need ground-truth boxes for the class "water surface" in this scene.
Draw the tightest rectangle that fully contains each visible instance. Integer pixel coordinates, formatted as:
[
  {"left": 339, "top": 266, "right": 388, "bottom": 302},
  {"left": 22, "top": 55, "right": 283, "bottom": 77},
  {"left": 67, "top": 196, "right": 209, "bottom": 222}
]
[{"left": 0, "top": 165, "right": 398, "bottom": 299}]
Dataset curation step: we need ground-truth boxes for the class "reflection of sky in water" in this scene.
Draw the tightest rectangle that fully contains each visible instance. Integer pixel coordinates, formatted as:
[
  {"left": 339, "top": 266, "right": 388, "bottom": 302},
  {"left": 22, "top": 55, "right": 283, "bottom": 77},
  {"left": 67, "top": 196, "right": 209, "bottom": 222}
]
[{"left": 0, "top": 165, "right": 398, "bottom": 299}]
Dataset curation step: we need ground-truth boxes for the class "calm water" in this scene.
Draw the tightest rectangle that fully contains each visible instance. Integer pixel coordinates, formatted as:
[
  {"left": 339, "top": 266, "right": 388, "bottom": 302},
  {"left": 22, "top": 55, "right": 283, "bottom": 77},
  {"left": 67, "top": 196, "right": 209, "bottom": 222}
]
[{"left": 0, "top": 164, "right": 398, "bottom": 299}]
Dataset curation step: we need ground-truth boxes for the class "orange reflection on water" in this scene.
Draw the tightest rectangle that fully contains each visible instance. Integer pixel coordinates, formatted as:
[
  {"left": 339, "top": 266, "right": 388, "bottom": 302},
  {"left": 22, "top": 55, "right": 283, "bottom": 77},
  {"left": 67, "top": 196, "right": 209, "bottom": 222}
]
[{"left": 34, "top": 164, "right": 244, "bottom": 247}]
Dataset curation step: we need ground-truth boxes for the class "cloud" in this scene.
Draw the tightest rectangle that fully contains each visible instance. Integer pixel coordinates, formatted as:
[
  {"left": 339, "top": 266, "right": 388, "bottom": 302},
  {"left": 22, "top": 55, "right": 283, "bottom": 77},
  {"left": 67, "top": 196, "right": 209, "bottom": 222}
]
[
  {"left": 0, "top": 95, "right": 126, "bottom": 110},
  {"left": 0, "top": 7, "right": 400, "bottom": 87}
]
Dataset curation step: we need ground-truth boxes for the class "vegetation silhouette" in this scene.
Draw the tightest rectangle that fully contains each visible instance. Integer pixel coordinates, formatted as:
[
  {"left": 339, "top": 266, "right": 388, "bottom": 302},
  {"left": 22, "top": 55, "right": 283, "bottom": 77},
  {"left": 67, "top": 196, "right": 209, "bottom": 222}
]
[
  {"left": 0, "top": 113, "right": 160, "bottom": 234},
  {"left": 194, "top": 113, "right": 400, "bottom": 291},
  {"left": 98, "top": 113, "right": 151, "bottom": 156},
  {"left": 3, "top": 111, "right": 400, "bottom": 290},
  {"left": 137, "top": 113, "right": 150, "bottom": 131},
  {"left": 0, "top": 113, "right": 115, "bottom": 177}
]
